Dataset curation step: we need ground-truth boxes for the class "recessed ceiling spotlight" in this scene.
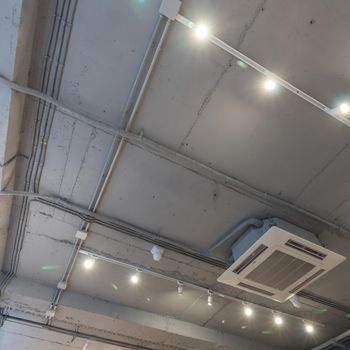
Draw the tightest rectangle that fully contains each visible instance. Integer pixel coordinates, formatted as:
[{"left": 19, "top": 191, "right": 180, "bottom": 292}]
[
  {"left": 146, "top": 297, "right": 151, "bottom": 302},
  {"left": 221, "top": 319, "right": 225, "bottom": 324},
  {"left": 83, "top": 258, "right": 95, "bottom": 270},
  {"left": 130, "top": 273, "right": 139, "bottom": 284},
  {"left": 207, "top": 291, "right": 213, "bottom": 306},
  {"left": 244, "top": 306, "right": 253, "bottom": 317},
  {"left": 195, "top": 24, "right": 209, "bottom": 39},
  {"left": 339, "top": 102, "right": 350, "bottom": 115},
  {"left": 274, "top": 315, "right": 283, "bottom": 326},
  {"left": 264, "top": 79, "right": 277, "bottom": 92},
  {"left": 305, "top": 324, "right": 314, "bottom": 334}
]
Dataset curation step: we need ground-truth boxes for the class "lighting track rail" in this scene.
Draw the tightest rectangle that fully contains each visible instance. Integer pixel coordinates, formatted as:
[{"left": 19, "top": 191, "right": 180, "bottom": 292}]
[
  {"left": 173, "top": 14, "right": 350, "bottom": 127},
  {"left": 79, "top": 248, "right": 324, "bottom": 328}
]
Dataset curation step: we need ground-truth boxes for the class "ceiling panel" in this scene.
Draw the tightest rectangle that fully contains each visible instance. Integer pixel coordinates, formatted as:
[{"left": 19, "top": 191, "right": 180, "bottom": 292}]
[
  {"left": 59, "top": 0, "right": 161, "bottom": 127},
  {"left": 96, "top": 143, "right": 268, "bottom": 252}
]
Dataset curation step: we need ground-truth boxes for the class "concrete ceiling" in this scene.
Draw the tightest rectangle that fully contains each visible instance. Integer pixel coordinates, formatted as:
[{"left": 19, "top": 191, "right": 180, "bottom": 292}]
[{"left": 1, "top": 0, "right": 350, "bottom": 349}]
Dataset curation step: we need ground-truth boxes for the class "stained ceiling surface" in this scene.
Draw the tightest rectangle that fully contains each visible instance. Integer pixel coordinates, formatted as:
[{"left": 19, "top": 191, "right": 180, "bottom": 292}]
[{"left": 1, "top": 1, "right": 350, "bottom": 350}]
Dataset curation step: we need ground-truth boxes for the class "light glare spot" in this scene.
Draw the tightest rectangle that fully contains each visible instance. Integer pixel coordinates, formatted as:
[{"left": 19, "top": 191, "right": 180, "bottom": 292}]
[
  {"left": 264, "top": 79, "right": 277, "bottom": 91},
  {"left": 339, "top": 102, "right": 350, "bottom": 115},
  {"left": 244, "top": 306, "right": 253, "bottom": 317},
  {"left": 195, "top": 24, "right": 208, "bottom": 39},
  {"left": 274, "top": 316, "right": 283, "bottom": 326},
  {"left": 84, "top": 258, "right": 94, "bottom": 269},
  {"left": 305, "top": 324, "right": 314, "bottom": 334},
  {"left": 131, "top": 274, "right": 139, "bottom": 284}
]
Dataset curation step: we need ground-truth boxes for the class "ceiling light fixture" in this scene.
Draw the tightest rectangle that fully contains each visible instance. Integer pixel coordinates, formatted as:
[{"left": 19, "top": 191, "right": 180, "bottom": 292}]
[
  {"left": 174, "top": 14, "right": 350, "bottom": 128},
  {"left": 83, "top": 258, "right": 95, "bottom": 270},
  {"left": 207, "top": 291, "right": 213, "bottom": 306},
  {"left": 274, "top": 315, "right": 283, "bottom": 326},
  {"left": 264, "top": 79, "right": 277, "bottom": 92},
  {"left": 130, "top": 272, "right": 139, "bottom": 284},
  {"left": 305, "top": 324, "right": 314, "bottom": 334},
  {"left": 195, "top": 24, "right": 209, "bottom": 39},
  {"left": 244, "top": 306, "right": 253, "bottom": 317},
  {"left": 177, "top": 281, "right": 183, "bottom": 295},
  {"left": 78, "top": 250, "right": 323, "bottom": 329},
  {"left": 339, "top": 102, "right": 350, "bottom": 115}
]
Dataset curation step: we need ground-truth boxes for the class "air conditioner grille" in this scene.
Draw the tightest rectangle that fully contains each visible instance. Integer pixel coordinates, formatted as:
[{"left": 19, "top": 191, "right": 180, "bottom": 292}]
[
  {"left": 237, "top": 282, "right": 274, "bottom": 296},
  {"left": 246, "top": 250, "right": 315, "bottom": 291},
  {"left": 233, "top": 244, "right": 267, "bottom": 274},
  {"left": 289, "top": 269, "right": 325, "bottom": 294},
  {"left": 285, "top": 239, "right": 327, "bottom": 260}
]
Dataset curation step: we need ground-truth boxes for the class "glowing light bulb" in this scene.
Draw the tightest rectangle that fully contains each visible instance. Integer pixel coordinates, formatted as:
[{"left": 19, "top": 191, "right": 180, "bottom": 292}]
[
  {"left": 305, "top": 324, "right": 314, "bottom": 334},
  {"left": 264, "top": 79, "right": 277, "bottom": 91},
  {"left": 207, "top": 291, "right": 213, "bottom": 306},
  {"left": 83, "top": 258, "right": 94, "bottom": 269},
  {"left": 339, "top": 102, "right": 350, "bottom": 115},
  {"left": 244, "top": 306, "right": 253, "bottom": 317},
  {"left": 130, "top": 273, "right": 139, "bottom": 284},
  {"left": 195, "top": 24, "right": 208, "bottom": 39},
  {"left": 274, "top": 315, "right": 283, "bottom": 326}
]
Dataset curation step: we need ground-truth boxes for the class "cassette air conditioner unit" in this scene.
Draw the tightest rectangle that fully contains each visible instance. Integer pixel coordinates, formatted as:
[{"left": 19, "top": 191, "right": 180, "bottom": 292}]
[{"left": 217, "top": 218, "right": 345, "bottom": 302}]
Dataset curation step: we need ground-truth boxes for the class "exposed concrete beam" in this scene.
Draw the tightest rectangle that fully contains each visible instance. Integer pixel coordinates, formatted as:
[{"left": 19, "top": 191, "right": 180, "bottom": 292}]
[
  {"left": 0, "top": 0, "right": 38, "bottom": 270},
  {"left": 1, "top": 78, "right": 350, "bottom": 240},
  {"left": 0, "top": 277, "right": 283, "bottom": 350}
]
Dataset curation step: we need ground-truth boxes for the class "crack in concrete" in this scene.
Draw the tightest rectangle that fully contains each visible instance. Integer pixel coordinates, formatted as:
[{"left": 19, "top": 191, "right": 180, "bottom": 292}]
[
  {"left": 0, "top": 153, "right": 28, "bottom": 168},
  {"left": 0, "top": 328, "right": 82, "bottom": 348},
  {"left": 26, "top": 230, "right": 74, "bottom": 246},
  {"left": 201, "top": 301, "right": 229, "bottom": 328},
  {"left": 179, "top": 0, "right": 268, "bottom": 151},
  {"left": 293, "top": 140, "right": 350, "bottom": 202},
  {"left": 68, "top": 127, "right": 97, "bottom": 203}
]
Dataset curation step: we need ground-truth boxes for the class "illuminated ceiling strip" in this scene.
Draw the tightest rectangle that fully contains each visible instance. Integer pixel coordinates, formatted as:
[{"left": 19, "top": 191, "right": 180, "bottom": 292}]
[{"left": 175, "top": 14, "right": 350, "bottom": 128}]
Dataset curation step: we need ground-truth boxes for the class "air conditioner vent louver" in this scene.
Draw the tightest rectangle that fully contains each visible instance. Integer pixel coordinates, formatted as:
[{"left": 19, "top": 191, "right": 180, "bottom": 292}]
[
  {"left": 285, "top": 239, "right": 327, "bottom": 260},
  {"left": 245, "top": 250, "right": 315, "bottom": 291},
  {"left": 217, "top": 218, "right": 345, "bottom": 302},
  {"left": 237, "top": 282, "right": 274, "bottom": 296},
  {"left": 233, "top": 244, "right": 267, "bottom": 274},
  {"left": 289, "top": 269, "right": 325, "bottom": 294},
  {"left": 312, "top": 332, "right": 350, "bottom": 349}
]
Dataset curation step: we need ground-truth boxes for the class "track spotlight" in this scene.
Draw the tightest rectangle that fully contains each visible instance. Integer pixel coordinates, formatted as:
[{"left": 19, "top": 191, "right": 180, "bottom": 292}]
[
  {"left": 195, "top": 24, "right": 209, "bottom": 39},
  {"left": 264, "top": 79, "right": 277, "bottom": 92},
  {"left": 274, "top": 315, "right": 283, "bottom": 326},
  {"left": 177, "top": 281, "right": 183, "bottom": 295},
  {"left": 339, "top": 102, "right": 350, "bottom": 115},
  {"left": 244, "top": 306, "right": 253, "bottom": 317},
  {"left": 305, "top": 323, "right": 314, "bottom": 334},
  {"left": 130, "top": 273, "right": 139, "bottom": 284},
  {"left": 83, "top": 258, "right": 94, "bottom": 269}
]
